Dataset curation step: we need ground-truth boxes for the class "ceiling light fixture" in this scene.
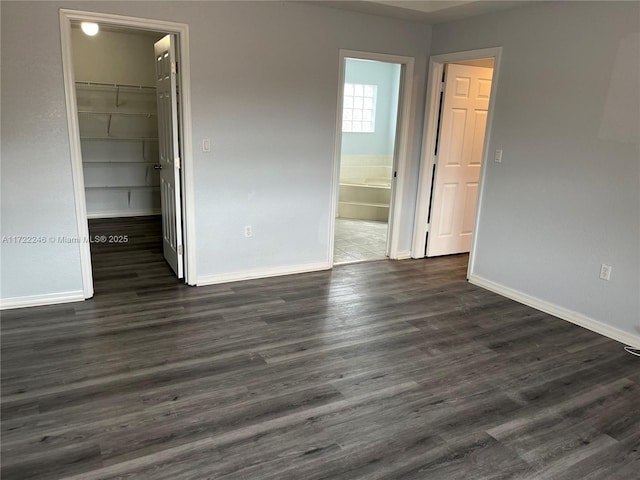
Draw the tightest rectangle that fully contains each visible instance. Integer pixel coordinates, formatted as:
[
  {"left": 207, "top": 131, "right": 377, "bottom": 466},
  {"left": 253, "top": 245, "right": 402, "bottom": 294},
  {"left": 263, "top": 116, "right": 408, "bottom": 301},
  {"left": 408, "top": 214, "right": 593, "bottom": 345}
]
[{"left": 81, "top": 22, "right": 99, "bottom": 36}]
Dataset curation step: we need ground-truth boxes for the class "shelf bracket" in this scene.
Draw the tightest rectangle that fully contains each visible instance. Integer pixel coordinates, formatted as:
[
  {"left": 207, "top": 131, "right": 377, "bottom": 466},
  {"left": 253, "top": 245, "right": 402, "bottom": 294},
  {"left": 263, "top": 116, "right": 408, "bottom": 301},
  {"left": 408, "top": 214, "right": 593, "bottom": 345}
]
[
  {"left": 115, "top": 86, "right": 121, "bottom": 107},
  {"left": 128, "top": 190, "right": 132, "bottom": 207},
  {"left": 107, "top": 114, "right": 113, "bottom": 137}
]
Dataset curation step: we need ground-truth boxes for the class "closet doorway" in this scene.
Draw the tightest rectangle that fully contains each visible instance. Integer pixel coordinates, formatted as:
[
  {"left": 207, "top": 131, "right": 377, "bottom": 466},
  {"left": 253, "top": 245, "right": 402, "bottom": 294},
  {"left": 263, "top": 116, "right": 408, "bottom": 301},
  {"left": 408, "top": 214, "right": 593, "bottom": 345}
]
[
  {"left": 427, "top": 60, "right": 494, "bottom": 257},
  {"left": 412, "top": 48, "right": 502, "bottom": 278},
  {"left": 61, "top": 10, "right": 196, "bottom": 298}
]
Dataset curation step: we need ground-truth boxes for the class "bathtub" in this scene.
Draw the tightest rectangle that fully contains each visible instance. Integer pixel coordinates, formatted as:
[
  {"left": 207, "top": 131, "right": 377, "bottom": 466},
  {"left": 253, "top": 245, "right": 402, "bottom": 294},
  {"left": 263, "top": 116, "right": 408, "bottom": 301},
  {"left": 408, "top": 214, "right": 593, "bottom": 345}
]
[
  {"left": 338, "top": 178, "right": 391, "bottom": 222},
  {"left": 338, "top": 155, "right": 393, "bottom": 222}
]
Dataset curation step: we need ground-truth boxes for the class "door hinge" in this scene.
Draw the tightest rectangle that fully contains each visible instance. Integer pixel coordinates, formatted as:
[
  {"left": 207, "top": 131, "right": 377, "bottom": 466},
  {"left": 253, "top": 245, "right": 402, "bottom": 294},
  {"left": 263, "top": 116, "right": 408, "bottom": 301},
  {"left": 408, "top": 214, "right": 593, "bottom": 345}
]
[
  {"left": 394, "top": 171, "right": 397, "bottom": 178},
  {"left": 175, "top": 157, "right": 181, "bottom": 169},
  {"left": 171, "top": 62, "right": 177, "bottom": 75},
  {"left": 177, "top": 244, "right": 183, "bottom": 255}
]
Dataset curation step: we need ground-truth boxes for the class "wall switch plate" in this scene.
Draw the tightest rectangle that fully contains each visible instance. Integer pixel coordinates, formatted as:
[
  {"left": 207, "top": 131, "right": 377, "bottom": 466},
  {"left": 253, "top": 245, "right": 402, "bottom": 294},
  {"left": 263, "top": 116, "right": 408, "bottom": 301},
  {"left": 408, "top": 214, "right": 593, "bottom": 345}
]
[
  {"left": 202, "top": 138, "right": 211, "bottom": 153},
  {"left": 494, "top": 149, "right": 503, "bottom": 163},
  {"left": 599, "top": 263, "right": 612, "bottom": 281},
  {"left": 244, "top": 225, "right": 252, "bottom": 238}
]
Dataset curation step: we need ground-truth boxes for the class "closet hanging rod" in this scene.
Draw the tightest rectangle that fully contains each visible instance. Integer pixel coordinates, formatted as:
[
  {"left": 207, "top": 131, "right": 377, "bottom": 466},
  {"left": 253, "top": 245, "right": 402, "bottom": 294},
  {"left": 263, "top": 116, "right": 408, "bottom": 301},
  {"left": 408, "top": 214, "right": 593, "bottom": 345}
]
[
  {"left": 80, "top": 136, "right": 159, "bottom": 141},
  {"left": 75, "top": 81, "right": 156, "bottom": 90},
  {"left": 77, "top": 111, "right": 157, "bottom": 117}
]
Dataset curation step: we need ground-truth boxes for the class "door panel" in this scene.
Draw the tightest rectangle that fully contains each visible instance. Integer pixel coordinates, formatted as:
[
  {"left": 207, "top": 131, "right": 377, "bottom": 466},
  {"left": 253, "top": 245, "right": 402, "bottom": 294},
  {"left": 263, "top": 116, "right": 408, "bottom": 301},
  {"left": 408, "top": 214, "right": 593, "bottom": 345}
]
[
  {"left": 461, "top": 183, "right": 479, "bottom": 234},
  {"left": 446, "top": 109, "right": 467, "bottom": 165},
  {"left": 427, "top": 64, "right": 493, "bottom": 257},
  {"left": 454, "top": 76, "right": 470, "bottom": 97},
  {"left": 437, "top": 183, "right": 458, "bottom": 237},
  {"left": 470, "top": 111, "right": 488, "bottom": 165},
  {"left": 154, "top": 35, "right": 183, "bottom": 278}
]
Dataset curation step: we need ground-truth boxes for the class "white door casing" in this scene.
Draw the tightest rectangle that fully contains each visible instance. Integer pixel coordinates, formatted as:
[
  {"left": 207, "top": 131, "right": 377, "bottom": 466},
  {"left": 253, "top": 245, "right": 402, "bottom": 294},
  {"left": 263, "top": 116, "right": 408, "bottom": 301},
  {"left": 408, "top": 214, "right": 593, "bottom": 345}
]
[
  {"left": 427, "top": 64, "right": 493, "bottom": 257},
  {"left": 60, "top": 9, "right": 197, "bottom": 297},
  {"left": 329, "top": 50, "right": 415, "bottom": 265},
  {"left": 154, "top": 35, "right": 184, "bottom": 278}
]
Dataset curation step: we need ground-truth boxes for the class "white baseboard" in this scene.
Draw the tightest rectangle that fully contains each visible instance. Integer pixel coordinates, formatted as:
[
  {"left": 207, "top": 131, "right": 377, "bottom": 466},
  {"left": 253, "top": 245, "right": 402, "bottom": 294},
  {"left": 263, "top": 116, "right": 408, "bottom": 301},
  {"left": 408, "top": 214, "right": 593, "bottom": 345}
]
[
  {"left": 87, "top": 209, "right": 161, "bottom": 219},
  {"left": 0, "top": 290, "right": 85, "bottom": 310},
  {"left": 469, "top": 274, "right": 640, "bottom": 348},
  {"left": 197, "top": 261, "right": 331, "bottom": 286},
  {"left": 395, "top": 250, "right": 412, "bottom": 260}
]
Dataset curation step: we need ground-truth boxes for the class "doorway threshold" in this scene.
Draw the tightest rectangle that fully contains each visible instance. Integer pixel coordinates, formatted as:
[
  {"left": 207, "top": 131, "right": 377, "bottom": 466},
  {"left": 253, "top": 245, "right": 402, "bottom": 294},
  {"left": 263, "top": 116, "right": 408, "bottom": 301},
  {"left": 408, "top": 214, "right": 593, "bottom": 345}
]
[{"left": 334, "top": 257, "right": 389, "bottom": 267}]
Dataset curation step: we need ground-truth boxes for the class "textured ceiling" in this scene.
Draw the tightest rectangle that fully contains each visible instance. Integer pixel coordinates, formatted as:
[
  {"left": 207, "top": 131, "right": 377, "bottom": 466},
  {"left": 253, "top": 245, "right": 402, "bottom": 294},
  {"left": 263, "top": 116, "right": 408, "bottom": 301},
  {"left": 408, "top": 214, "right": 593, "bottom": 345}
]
[{"left": 308, "top": 0, "right": 530, "bottom": 24}]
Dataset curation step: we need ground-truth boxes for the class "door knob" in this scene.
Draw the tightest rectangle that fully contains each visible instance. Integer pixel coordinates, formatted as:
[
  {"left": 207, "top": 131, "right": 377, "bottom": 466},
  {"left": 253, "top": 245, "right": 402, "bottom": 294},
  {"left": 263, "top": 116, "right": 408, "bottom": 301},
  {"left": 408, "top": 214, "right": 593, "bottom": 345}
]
[{"left": 154, "top": 164, "right": 163, "bottom": 170}]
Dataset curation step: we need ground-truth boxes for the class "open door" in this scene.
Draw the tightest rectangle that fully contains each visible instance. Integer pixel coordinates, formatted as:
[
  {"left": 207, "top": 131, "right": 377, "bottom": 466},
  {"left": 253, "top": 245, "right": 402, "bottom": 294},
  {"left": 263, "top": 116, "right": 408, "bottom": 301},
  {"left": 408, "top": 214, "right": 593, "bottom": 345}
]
[
  {"left": 154, "top": 35, "right": 184, "bottom": 278},
  {"left": 427, "top": 63, "right": 493, "bottom": 257}
]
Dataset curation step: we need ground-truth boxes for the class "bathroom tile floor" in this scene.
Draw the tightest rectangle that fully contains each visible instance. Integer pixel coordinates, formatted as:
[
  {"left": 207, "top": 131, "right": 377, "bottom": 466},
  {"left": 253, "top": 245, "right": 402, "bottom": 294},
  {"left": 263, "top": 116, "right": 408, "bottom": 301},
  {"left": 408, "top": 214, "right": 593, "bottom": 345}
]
[{"left": 334, "top": 218, "right": 388, "bottom": 264}]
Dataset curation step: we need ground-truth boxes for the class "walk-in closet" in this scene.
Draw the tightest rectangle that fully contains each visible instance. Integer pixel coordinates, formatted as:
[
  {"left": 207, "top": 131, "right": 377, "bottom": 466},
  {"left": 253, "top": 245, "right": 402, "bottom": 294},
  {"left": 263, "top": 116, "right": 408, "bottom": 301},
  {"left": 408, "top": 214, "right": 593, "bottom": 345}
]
[
  {"left": 72, "top": 24, "right": 164, "bottom": 217},
  {"left": 71, "top": 23, "right": 176, "bottom": 293}
]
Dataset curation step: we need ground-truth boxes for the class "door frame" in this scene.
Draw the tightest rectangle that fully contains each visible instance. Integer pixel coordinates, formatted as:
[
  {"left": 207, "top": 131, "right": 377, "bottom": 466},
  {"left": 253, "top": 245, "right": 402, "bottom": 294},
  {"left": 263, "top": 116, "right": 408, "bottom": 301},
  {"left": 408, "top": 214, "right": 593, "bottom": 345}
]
[
  {"left": 329, "top": 49, "right": 415, "bottom": 266},
  {"left": 411, "top": 47, "right": 502, "bottom": 278},
  {"left": 59, "top": 9, "right": 197, "bottom": 298}
]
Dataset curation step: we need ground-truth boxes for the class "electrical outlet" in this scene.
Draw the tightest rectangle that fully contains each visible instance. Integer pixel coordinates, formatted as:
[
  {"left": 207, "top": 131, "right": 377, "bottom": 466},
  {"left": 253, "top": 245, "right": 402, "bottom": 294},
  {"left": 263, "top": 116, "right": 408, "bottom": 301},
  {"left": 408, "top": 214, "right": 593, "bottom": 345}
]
[
  {"left": 244, "top": 225, "right": 252, "bottom": 238},
  {"left": 494, "top": 149, "right": 503, "bottom": 163},
  {"left": 599, "top": 263, "right": 612, "bottom": 281}
]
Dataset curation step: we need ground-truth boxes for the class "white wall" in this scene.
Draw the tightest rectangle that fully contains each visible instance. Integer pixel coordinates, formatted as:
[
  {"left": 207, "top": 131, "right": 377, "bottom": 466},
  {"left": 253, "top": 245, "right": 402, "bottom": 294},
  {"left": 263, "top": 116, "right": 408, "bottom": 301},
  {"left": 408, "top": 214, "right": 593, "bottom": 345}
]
[
  {"left": 72, "top": 27, "right": 161, "bottom": 85},
  {"left": 0, "top": 1, "right": 430, "bottom": 302},
  {"left": 431, "top": 1, "right": 640, "bottom": 338}
]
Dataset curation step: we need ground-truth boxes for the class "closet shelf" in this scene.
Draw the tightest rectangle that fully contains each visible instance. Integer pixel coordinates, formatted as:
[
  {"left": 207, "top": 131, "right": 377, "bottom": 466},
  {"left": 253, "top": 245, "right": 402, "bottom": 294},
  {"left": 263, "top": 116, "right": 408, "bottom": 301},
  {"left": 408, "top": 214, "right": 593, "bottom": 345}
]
[
  {"left": 86, "top": 185, "right": 161, "bottom": 189},
  {"left": 80, "top": 136, "right": 159, "bottom": 141},
  {"left": 76, "top": 77, "right": 160, "bottom": 218},
  {"left": 83, "top": 161, "right": 159, "bottom": 166},
  {"left": 78, "top": 111, "right": 157, "bottom": 117},
  {"left": 75, "top": 81, "right": 156, "bottom": 90}
]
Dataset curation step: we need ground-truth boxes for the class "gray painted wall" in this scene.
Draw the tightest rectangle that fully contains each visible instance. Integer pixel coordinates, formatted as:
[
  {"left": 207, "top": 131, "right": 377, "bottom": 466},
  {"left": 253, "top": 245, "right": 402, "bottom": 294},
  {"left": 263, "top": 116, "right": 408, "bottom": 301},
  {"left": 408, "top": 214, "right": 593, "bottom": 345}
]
[
  {"left": 0, "top": 1, "right": 430, "bottom": 300},
  {"left": 431, "top": 1, "right": 640, "bottom": 335},
  {"left": 341, "top": 59, "right": 401, "bottom": 156},
  {"left": 72, "top": 27, "right": 161, "bottom": 86}
]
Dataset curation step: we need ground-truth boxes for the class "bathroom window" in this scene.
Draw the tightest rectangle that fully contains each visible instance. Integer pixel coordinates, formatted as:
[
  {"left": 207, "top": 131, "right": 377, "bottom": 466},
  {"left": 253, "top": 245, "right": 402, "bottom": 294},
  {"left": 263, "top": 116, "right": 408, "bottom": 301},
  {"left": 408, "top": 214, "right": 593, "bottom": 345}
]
[{"left": 342, "top": 83, "right": 377, "bottom": 133}]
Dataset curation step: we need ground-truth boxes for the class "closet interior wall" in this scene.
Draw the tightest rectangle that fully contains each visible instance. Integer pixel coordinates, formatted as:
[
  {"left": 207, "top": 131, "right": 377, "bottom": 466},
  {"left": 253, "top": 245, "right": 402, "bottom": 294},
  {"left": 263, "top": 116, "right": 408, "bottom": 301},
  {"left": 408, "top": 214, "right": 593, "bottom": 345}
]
[{"left": 71, "top": 26, "right": 164, "bottom": 218}]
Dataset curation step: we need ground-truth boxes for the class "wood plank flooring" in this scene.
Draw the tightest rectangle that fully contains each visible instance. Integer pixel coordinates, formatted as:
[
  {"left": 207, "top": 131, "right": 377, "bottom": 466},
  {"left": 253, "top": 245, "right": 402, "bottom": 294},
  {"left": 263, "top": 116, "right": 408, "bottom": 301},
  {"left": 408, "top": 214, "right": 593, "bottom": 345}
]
[{"left": 1, "top": 216, "right": 639, "bottom": 479}]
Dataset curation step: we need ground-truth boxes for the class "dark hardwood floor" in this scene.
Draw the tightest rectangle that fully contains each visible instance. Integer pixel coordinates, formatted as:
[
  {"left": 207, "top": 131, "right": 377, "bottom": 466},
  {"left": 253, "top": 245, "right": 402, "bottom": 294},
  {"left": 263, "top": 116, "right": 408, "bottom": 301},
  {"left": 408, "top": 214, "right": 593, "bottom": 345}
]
[{"left": 1, "top": 217, "right": 638, "bottom": 479}]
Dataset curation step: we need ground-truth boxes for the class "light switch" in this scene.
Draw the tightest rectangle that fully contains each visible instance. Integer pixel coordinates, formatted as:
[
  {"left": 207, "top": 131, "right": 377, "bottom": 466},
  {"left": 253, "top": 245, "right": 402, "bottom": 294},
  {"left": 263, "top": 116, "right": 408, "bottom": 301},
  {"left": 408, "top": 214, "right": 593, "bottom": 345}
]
[
  {"left": 494, "top": 149, "right": 503, "bottom": 163},
  {"left": 202, "top": 138, "right": 211, "bottom": 153}
]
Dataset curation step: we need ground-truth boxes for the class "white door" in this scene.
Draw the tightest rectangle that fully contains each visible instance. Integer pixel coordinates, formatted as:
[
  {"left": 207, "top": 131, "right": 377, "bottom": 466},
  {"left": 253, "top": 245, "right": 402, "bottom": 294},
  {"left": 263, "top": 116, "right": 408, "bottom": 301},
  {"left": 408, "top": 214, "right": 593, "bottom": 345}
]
[
  {"left": 154, "top": 35, "right": 184, "bottom": 278},
  {"left": 427, "top": 64, "right": 493, "bottom": 257}
]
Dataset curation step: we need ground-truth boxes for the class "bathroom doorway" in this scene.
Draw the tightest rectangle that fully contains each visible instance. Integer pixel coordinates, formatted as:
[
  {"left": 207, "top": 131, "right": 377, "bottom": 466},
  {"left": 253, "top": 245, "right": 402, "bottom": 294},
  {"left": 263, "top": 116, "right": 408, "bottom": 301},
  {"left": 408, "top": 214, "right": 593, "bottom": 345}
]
[{"left": 333, "top": 56, "right": 404, "bottom": 265}]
